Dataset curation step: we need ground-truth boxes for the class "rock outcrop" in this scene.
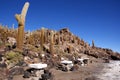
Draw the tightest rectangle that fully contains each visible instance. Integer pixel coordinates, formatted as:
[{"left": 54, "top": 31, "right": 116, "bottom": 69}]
[{"left": 0, "top": 26, "right": 120, "bottom": 60}]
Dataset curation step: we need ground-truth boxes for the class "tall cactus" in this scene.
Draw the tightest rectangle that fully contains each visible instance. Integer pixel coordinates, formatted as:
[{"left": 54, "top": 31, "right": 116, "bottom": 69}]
[
  {"left": 50, "top": 31, "right": 54, "bottom": 56},
  {"left": 68, "top": 45, "right": 72, "bottom": 53},
  {"left": 92, "top": 40, "right": 95, "bottom": 48},
  {"left": 15, "top": 2, "right": 29, "bottom": 49},
  {"left": 57, "top": 33, "right": 60, "bottom": 45},
  {"left": 40, "top": 27, "right": 45, "bottom": 51}
]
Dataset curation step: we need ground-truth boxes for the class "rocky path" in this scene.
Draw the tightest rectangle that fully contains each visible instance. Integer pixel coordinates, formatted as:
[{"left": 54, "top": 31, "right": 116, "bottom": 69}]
[{"left": 96, "top": 60, "right": 120, "bottom": 80}]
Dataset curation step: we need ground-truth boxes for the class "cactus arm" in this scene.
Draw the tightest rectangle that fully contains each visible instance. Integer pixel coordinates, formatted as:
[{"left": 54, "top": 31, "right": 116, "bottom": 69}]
[
  {"left": 15, "top": 14, "right": 23, "bottom": 25},
  {"left": 21, "top": 2, "right": 29, "bottom": 21}
]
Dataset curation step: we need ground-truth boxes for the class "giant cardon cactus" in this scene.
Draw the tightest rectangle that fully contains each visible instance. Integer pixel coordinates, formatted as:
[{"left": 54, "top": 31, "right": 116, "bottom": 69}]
[
  {"left": 40, "top": 27, "right": 45, "bottom": 51},
  {"left": 50, "top": 31, "right": 54, "bottom": 56},
  {"left": 15, "top": 2, "right": 30, "bottom": 49},
  {"left": 92, "top": 40, "right": 95, "bottom": 48}
]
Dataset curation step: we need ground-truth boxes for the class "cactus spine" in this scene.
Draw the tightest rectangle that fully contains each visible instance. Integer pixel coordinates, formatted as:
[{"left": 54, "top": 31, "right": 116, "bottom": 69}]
[{"left": 15, "top": 2, "right": 29, "bottom": 49}]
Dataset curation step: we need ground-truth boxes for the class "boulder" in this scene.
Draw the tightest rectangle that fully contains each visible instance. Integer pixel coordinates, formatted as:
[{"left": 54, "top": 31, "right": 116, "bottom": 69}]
[
  {"left": 0, "top": 62, "right": 7, "bottom": 68},
  {"left": 40, "top": 69, "right": 52, "bottom": 80},
  {"left": 7, "top": 37, "right": 16, "bottom": 46},
  {"left": 9, "top": 67, "right": 24, "bottom": 75},
  {"left": 7, "top": 63, "right": 16, "bottom": 69},
  {"left": 35, "top": 70, "right": 44, "bottom": 77},
  {"left": 28, "top": 63, "right": 47, "bottom": 69},
  {"left": 5, "top": 37, "right": 16, "bottom": 50},
  {"left": 60, "top": 60, "right": 73, "bottom": 71},
  {"left": 61, "top": 66, "right": 68, "bottom": 72},
  {"left": 70, "top": 64, "right": 79, "bottom": 71},
  {"left": 16, "top": 61, "right": 28, "bottom": 67},
  {"left": 23, "top": 71, "right": 31, "bottom": 78}
]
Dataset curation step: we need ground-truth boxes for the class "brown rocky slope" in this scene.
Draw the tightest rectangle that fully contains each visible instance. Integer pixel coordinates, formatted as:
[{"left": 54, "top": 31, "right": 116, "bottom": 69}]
[
  {"left": 0, "top": 25, "right": 120, "bottom": 60},
  {"left": 0, "top": 25, "right": 120, "bottom": 80}
]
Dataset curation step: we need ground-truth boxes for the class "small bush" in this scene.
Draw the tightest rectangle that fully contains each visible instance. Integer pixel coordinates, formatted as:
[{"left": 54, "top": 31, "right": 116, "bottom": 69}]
[
  {"left": 5, "top": 51, "right": 23, "bottom": 63},
  {"left": 5, "top": 51, "right": 16, "bottom": 59}
]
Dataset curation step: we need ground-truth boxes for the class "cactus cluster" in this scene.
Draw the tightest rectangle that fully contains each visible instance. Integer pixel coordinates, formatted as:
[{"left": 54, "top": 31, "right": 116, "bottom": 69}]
[{"left": 0, "top": 25, "right": 17, "bottom": 45}]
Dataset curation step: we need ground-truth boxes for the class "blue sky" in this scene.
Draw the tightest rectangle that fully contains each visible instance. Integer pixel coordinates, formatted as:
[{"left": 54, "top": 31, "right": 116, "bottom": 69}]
[{"left": 0, "top": 0, "right": 120, "bottom": 52}]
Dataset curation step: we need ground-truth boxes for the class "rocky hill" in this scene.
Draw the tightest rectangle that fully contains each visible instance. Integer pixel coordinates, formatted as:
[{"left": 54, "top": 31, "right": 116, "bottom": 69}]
[
  {"left": 0, "top": 25, "right": 120, "bottom": 80},
  {"left": 0, "top": 25, "right": 120, "bottom": 60}
]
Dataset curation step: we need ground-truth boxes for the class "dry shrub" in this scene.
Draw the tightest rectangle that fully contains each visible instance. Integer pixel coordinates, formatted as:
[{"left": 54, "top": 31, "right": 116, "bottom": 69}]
[{"left": 5, "top": 51, "right": 23, "bottom": 64}]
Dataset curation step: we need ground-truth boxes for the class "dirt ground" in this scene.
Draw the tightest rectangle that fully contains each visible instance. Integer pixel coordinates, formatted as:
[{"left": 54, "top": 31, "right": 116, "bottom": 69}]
[
  {"left": 96, "top": 60, "right": 120, "bottom": 80},
  {"left": 11, "top": 59, "right": 105, "bottom": 80},
  {"left": 0, "top": 57, "right": 107, "bottom": 80},
  {"left": 50, "top": 62, "right": 104, "bottom": 80}
]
